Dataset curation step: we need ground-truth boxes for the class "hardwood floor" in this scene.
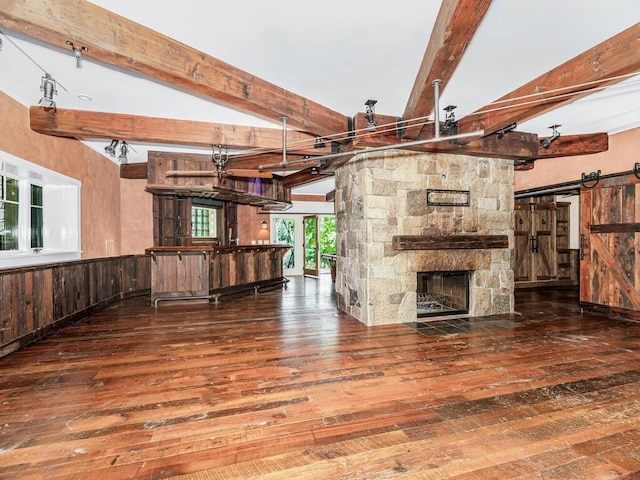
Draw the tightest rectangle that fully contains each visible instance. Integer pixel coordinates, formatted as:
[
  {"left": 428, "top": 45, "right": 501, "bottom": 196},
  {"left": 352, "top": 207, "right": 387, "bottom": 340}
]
[{"left": 1, "top": 277, "right": 640, "bottom": 479}]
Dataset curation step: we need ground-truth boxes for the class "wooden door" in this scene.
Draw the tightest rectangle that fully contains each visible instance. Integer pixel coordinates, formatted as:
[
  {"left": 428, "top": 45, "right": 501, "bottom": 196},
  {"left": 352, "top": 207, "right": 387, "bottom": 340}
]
[
  {"left": 533, "top": 204, "right": 556, "bottom": 281},
  {"left": 514, "top": 204, "right": 533, "bottom": 282},
  {"left": 580, "top": 175, "right": 640, "bottom": 313}
]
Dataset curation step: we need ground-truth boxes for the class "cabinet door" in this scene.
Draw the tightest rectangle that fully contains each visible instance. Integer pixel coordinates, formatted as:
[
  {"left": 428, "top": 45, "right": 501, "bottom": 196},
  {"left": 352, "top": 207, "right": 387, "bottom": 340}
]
[{"left": 580, "top": 176, "right": 640, "bottom": 311}]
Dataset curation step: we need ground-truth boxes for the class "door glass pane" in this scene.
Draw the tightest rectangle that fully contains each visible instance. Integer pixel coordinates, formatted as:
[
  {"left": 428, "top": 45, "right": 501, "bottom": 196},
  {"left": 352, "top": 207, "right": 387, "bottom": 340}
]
[
  {"left": 274, "top": 218, "right": 295, "bottom": 268},
  {"left": 304, "top": 216, "right": 317, "bottom": 271},
  {"left": 319, "top": 215, "right": 336, "bottom": 268}
]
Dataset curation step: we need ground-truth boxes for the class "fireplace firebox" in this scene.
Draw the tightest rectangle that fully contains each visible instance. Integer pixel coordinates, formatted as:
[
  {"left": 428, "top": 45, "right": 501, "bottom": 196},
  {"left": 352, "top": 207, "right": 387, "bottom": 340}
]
[{"left": 417, "top": 271, "right": 470, "bottom": 318}]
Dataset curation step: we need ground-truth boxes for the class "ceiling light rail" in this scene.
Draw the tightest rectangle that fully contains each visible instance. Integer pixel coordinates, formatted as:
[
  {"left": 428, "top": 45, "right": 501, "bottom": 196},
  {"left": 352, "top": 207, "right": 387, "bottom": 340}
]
[{"left": 258, "top": 130, "right": 484, "bottom": 171}]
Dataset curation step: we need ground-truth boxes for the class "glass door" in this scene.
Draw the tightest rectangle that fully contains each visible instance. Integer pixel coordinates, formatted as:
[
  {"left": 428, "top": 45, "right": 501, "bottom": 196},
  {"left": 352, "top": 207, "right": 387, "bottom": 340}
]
[
  {"left": 273, "top": 217, "right": 298, "bottom": 276},
  {"left": 303, "top": 215, "right": 319, "bottom": 277}
]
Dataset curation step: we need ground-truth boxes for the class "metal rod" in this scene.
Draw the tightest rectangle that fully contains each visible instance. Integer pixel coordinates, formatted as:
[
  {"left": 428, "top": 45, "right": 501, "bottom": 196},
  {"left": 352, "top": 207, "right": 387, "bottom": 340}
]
[
  {"left": 282, "top": 116, "right": 288, "bottom": 166},
  {"left": 432, "top": 79, "right": 442, "bottom": 140},
  {"left": 258, "top": 129, "right": 484, "bottom": 170}
]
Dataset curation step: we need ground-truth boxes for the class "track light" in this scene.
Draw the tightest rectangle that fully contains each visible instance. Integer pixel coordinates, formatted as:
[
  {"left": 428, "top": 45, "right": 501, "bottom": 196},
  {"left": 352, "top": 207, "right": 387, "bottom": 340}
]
[
  {"left": 364, "top": 99, "right": 377, "bottom": 130},
  {"left": 104, "top": 139, "right": 119, "bottom": 157},
  {"left": 39, "top": 73, "right": 57, "bottom": 108},
  {"left": 540, "top": 124, "right": 561, "bottom": 148},
  {"left": 118, "top": 141, "right": 129, "bottom": 163},
  {"left": 441, "top": 105, "right": 458, "bottom": 136}
]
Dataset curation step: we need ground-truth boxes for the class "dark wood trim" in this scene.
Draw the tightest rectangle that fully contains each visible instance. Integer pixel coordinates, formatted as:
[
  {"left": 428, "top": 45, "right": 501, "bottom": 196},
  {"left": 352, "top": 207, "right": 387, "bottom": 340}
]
[
  {"left": 392, "top": 235, "right": 509, "bottom": 250},
  {"left": 120, "top": 162, "right": 148, "bottom": 179},
  {"left": 590, "top": 223, "right": 640, "bottom": 233}
]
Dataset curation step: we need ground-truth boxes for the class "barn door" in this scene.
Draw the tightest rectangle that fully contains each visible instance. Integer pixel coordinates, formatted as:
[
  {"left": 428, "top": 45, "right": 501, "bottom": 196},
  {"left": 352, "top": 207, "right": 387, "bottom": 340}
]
[
  {"left": 513, "top": 202, "right": 556, "bottom": 283},
  {"left": 580, "top": 174, "right": 640, "bottom": 312}
]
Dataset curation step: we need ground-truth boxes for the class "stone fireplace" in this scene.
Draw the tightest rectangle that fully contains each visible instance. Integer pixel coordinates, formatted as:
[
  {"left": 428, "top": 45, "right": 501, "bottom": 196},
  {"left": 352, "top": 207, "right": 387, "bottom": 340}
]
[{"left": 334, "top": 150, "right": 514, "bottom": 326}]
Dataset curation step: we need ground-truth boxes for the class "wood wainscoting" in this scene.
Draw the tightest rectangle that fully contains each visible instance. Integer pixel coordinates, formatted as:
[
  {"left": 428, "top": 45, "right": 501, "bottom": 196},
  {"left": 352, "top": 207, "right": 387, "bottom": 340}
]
[{"left": 0, "top": 255, "right": 150, "bottom": 358}]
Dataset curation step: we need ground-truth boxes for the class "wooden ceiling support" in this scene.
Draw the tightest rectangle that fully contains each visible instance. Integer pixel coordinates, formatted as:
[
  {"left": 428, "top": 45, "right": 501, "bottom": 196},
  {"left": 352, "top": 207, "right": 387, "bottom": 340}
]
[
  {"left": 459, "top": 23, "right": 640, "bottom": 136},
  {"left": 402, "top": 0, "right": 493, "bottom": 139},
  {"left": 2, "top": 1, "right": 348, "bottom": 137},
  {"left": 29, "top": 106, "right": 330, "bottom": 155},
  {"left": 282, "top": 168, "right": 328, "bottom": 189},
  {"left": 535, "top": 133, "right": 609, "bottom": 159}
]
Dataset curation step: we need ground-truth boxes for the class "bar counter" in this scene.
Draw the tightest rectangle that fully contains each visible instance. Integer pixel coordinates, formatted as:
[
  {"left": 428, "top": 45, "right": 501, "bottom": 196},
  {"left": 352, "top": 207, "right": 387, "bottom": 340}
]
[{"left": 145, "top": 244, "right": 290, "bottom": 306}]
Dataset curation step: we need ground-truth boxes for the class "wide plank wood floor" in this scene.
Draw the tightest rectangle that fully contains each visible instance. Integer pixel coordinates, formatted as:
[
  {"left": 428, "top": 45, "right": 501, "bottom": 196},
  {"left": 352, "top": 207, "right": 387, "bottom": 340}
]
[{"left": 1, "top": 276, "right": 640, "bottom": 479}]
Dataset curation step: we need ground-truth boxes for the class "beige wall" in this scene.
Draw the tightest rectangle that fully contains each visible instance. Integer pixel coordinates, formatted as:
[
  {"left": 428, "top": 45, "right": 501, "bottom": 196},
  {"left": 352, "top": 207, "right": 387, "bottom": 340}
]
[
  {"left": 515, "top": 127, "right": 640, "bottom": 191},
  {"left": 120, "top": 178, "right": 153, "bottom": 254},
  {"left": 237, "top": 204, "right": 271, "bottom": 245},
  {"left": 1, "top": 92, "right": 121, "bottom": 259}
]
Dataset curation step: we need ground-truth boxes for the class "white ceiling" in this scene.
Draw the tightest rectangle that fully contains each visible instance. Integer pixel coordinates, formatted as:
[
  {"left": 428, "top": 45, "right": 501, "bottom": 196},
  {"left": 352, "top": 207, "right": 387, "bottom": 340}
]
[{"left": 1, "top": 1, "right": 640, "bottom": 194}]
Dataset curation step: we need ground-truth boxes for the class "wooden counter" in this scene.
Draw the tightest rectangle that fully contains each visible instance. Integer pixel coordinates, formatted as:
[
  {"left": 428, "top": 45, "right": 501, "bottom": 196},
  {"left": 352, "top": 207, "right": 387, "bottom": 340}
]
[{"left": 145, "top": 245, "right": 290, "bottom": 306}]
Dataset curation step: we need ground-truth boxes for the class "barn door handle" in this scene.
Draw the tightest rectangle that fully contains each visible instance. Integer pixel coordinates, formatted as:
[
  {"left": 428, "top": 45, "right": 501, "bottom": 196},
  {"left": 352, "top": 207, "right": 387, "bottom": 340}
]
[
  {"left": 530, "top": 235, "right": 538, "bottom": 253},
  {"left": 579, "top": 234, "right": 586, "bottom": 260}
]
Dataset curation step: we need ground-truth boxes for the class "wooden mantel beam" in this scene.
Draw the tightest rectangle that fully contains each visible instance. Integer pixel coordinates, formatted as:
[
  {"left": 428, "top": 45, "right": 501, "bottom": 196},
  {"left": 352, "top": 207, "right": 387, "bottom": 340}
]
[
  {"left": 1, "top": 1, "right": 348, "bottom": 137},
  {"left": 459, "top": 23, "right": 640, "bottom": 136},
  {"left": 29, "top": 107, "right": 330, "bottom": 155},
  {"left": 402, "top": 0, "right": 492, "bottom": 139}
]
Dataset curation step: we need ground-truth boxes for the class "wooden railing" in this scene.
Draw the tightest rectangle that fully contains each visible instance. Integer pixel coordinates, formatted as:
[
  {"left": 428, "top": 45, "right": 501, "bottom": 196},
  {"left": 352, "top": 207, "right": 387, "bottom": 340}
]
[{"left": 0, "top": 255, "right": 150, "bottom": 358}]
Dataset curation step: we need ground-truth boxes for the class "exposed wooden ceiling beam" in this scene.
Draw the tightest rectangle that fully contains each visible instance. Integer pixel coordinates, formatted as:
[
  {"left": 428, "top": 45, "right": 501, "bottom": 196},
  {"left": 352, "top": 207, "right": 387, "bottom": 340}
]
[
  {"left": 2, "top": 1, "right": 348, "bottom": 137},
  {"left": 283, "top": 168, "right": 329, "bottom": 189},
  {"left": 459, "top": 23, "right": 640, "bottom": 136},
  {"left": 535, "top": 132, "right": 609, "bottom": 159},
  {"left": 352, "top": 112, "right": 539, "bottom": 160},
  {"left": 29, "top": 106, "right": 330, "bottom": 156},
  {"left": 402, "top": 0, "right": 492, "bottom": 139}
]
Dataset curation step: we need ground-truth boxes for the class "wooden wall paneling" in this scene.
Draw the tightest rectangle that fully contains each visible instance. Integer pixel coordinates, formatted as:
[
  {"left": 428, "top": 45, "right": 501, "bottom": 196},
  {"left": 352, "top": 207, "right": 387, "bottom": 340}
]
[{"left": 1, "top": 256, "right": 150, "bottom": 357}]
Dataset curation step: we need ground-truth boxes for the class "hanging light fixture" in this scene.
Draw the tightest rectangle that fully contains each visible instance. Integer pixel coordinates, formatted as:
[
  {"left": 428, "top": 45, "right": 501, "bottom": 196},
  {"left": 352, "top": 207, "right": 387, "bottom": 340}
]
[
  {"left": 104, "top": 139, "right": 119, "bottom": 157},
  {"left": 118, "top": 141, "right": 129, "bottom": 163},
  {"left": 39, "top": 73, "right": 57, "bottom": 108}
]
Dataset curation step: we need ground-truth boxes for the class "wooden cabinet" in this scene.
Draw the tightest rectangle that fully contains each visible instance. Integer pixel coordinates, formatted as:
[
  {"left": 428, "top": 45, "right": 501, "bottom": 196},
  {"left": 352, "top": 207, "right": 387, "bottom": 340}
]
[{"left": 514, "top": 198, "right": 576, "bottom": 287}]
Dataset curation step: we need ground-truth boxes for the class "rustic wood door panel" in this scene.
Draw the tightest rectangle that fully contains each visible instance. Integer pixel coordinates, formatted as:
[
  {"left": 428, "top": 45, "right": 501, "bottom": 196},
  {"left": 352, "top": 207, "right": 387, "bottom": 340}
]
[
  {"left": 514, "top": 206, "right": 532, "bottom": 281},
  {"left": 580, "top": 176, "right": 640, "bottom": 312}
]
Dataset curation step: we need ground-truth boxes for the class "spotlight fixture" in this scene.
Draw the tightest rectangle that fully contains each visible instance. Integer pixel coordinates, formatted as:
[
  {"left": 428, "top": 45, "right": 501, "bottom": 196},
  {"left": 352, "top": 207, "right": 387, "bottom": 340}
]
[
  {"left": 104, "top": 139, "right": 119, "bottom": 157},
  {"left": 66, "top": 41, "right": 88, "bottom": 68},
  {"left": 364, "top": 99, "right": 377, "bottom": 130},
  {"left": 39, "top": 73, "right": 57, "bottom": 108},
  {"left": 495, "top": 122, "right": 517, "bottom": 139},
  {"left": 118, "top": 141, "right": 129, "bottom": 163},
  {"left": 261, "top": 221, "right": 268, "bottom": 229},
  {"left": 540, "top": 124, "right": 561, "bottom": 148}
]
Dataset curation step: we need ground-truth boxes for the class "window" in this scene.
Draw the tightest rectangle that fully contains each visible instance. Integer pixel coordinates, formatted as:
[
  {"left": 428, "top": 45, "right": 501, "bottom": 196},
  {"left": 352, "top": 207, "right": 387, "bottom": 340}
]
[
  {"left": 30, "top": 184, "right": 43, "bottom": 249},
  {"left": 192, "top": 206, "right": 217, "bottom": 238},
  {"left": 0, "top": 150, "right": 81, "bottom": 268},
  {"left": 0, "top": 175, "right": 19, "bottom": 251}
]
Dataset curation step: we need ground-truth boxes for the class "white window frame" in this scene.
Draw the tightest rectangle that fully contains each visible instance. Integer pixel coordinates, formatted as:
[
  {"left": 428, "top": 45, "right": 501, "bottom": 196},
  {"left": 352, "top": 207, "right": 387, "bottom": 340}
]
[{"left": 0, "top": 150, "right": 81, "bottom": 269}]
